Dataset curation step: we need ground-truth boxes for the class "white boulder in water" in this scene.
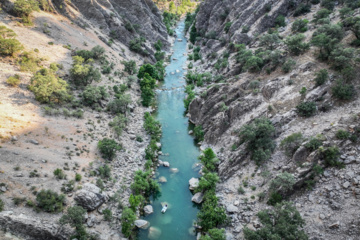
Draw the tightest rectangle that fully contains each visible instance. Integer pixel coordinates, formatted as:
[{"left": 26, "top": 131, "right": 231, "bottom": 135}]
[
  {"left": 170, "top": 168, "right": 179, "bottom": 173},
  {"left": 191, "top": 192, "right": 204, "bottom": 204},
  {"left": 171, "top": 72, "right": 175, "bottom": 75},
  {"left": 189, "top": 177, "right": 199, "bottom": 190},
  {"left": 158, "top": 176, "right": 167, "bottom": 183},
  {"left": 177, "top": 39, "right": 183, "bottom": 42},
  {"left": 163, "top": 161, "right": 170, "bottom": 167},
  {"left": 148, "top": 226, "right": 161, "bottom": 239},
  {"left": 144, "top": 205, "right": 153, "bottom": 215},
  {"left": 176, "top": 70, "right": 180, "bottom": 73},
  {"left": 135, "top": 219, "right": 150, "bottom": 229}
]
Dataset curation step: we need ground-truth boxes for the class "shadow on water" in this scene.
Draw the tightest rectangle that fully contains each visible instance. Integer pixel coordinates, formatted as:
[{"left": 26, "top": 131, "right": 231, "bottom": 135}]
[{"left": 136, "top": 20, "right": 201, "bottom": 240}]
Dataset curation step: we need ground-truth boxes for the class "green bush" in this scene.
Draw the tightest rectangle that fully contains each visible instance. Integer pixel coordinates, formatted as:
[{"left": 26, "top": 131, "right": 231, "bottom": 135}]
[
  {"left": 285, "top": 34, "right": 310, "bottom": 56},
  {"left": 70, "top": 56, "right": 101, "bottom": 87},
  {"left": 282, "top": 58, "right": 296, "bottom": 73},
  {"left": 102, "top": 208, "right": 112, "bottom": 221},
  {"left": 82, "top": 86, "right": 108, "bottom": 107},
  {"left": 296, "top": 101, "right": 316, "bottom": 117},
  {"left": 190, "top": 23, "right": 198, "bottom": 44},
  {"left": 321, "top": 146, "right": 343, "bottom": 168},
  {"left": 194, "top": 125, "right": 205, "bottom": 141},
  {"left": 244, "top": 202, "right": 308, "bottom": 240},
  {"left": 0, "top": 199, "right": 4, "bottom": 212},
  {"left": 199, "top": 148, "right": 219, "bottom": 172},
  {"left": 305, "top": 136, "right": 323, "bottom": 151},
  {"left": 329, "top": 46, "right": 355, "bottom": 71},
  {"left": 109, "top": 114, "right": 128, "bottom": 137},
  {"left": 314, "top": 69, "right": 328, "bottom": 86},
  {"left": 36, "top": 189, "right": 65, "bottom": 213},
  {"left": 259, "top": 33, "right": 280, "bottom": 50},
  {"left": 275, "top": 14, "right": 286, "bottom": 27},
  {"left": 292, "top": 19, "right": 309, "bottom": 32},
  {"left": 239, "top": 118, "right": 275, "bottom": 164},
  {"left": 28, "top": 67, "right": 71, "bottom": 104},
  {"left": 144, "top": 112, "right": 162, "bottom": 140},
  {"left": 61, "top": 180, "right": 75, "bottom": 193},
  {"left": 139, "top": 73, "right": 156, "bottom": 107},
  {"left": 294, "top": 4, "right": 311, "bottom": 16},
  {"left": 122, "top": 60, "right": 137, "bottom": 74},
  {"left": 98, "top": 138, "right": 121, "bottom": 160},
  {"left": 131, "top": 170, "right": 160, "bottom": 198},
  {"left": 6, "top": 74, "right": 21, "bottom": 87},
  {"left": 121, "top": 208, "right": 136, "bottom": 238},
  {"left": 280, "top": 133, "right": 304, "bottom": 157},
  {"left": 242, "top": 25, "right": 250, "bottom": 33},
  {"left": 314, "top": 8, "right": 332, "bottom": 22},
  {"left": 107, "top": 94, "right": 131, "bottom": 114},
  {"left": 197, "top": 191, "right": 227, "bottom": 231},
  {"left": 53, "top": 168, "right": 66, "bottom": 180},
  {"left": 321, "top": 0, "right": 336, "bottom": 10},
  {"left": 14, "top": 0, "right": 39, "bottom": 24},
  {"left": 75, "top": 173, "right": 82, "bottom": 182},
  {"left": 332, "top": 81, "right": 355, "bottom": 100},
  {"left": 196, "top": 172, "right": 219, "bottom": 193},
  {"left": 224, "top": 22, "right": 232, "bottom": 33},
  {"left": 335, "top": 129, "right": 350, "bottom": 140},
  {"left": 98, "top": 164, "right": 111, "bottom": 179},
  {"left": 311, "top": 24, "right": 344, "bottom": 60},
  {"left": 200, "top": 228, "right": 226, "bottom": 240},
  {"left": 0, "top": 26, "right": 24, "bottom": 55},
  {"left": 129, "top": 37, "right": 147, "bottom": 55},
  {"left": 269, "top": 172, "right": 295, "bottom": 194}
]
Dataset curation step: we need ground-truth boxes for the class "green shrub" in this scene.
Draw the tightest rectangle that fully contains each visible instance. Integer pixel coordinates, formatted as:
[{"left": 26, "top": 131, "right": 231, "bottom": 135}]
[
  {"left": 296, "top": 101, "right": 316, "bottom": 117},
  {"left": 98, "top": 164, "right": 111, "bottom": 179},
  {"left": 239, "top": 118, "right": 275, "bottom": 164},
  {"left": 109, "top": 114, "right": 128, "bottom": 137},
  {"left": 259, "top": 33, "right": 280, "bottom": 50},
  {"left": 275, "top": 15, "right": 286, "bottom": 27},
  {"left": 196, "top": 172, "right": 219, "bottom": 193},
  {"left": 321, "top": 0, "right": 336, "bottom": 10},
  {"left": 121, "top": 208, "right": 136, "bottom": 238},
  {"left": 311, "top": 24, "right": 344, "bottom": 60},
  {"left": 13, "top": 197, "right": 26, "bottom": 206},
  {"left": 75, "top": 173, "right": 82, "bottom": 182},
  {"left": 294, "top": 4, "right": 311, "bottom": 16},
  {"left": 282, "top": 58, "right": 296, "bottom": 73},
  {"left": 194, "top": 125, "right": 205, "bottom": 141},
  {"left": 197, "top": 191, "right": 227, "bottom": 231},
  {"left": 0, "top": 26, "right": 24, "bottom": 56},
  {"left": 269, "top": 172, "right": 295, "bottom": 194},
  {"left": 6, "top": 74, "right": 21, "bottom": 87},
  {"left": 285, "top": 34, "right": 310, "bottom": 56},
  {"left": 224, "top": 22, "right": 232, "bottom": 33},
  {"left": 102, "top": 208, "right": 112, "bottom": 221},
  {"left": 329, "top": 46, "right": 356, "bottom": 71},
  {"left": 199, "top": 148, "right": 218, "bottom": 172},
  {"left": 97, "top": 138, "right": 121, "bottom": 160},
  {"left": 200, "top": 228, "right": 226, "bottom": 240},
  {"left": 314, "top": 69, "right": 328, "bottom": 86},
  {"left": 292, "top": 19, "right": 309, "bottom": 33},
  {"left": 70, "top": 56, "right": 101, "bottom": 87},
  {"left": 238, "top": 186, "right": 245, "bottom": 194},
  {"left": 122, "top": 60, "right": 137, "bottom": 74},
  {"left": 53, "top": 168, "right": 66, "bottom": 180},
  {"left": 61, "top": 180, "right": 75, "bottom": 193},
  {"left": 107, "top": 94, "right": 132, "bottom": 114},
  {"left": 0, "top": 199, "right": 4, "bottom": 212},
  {"left": 321, "top": 146, "right": 343, "bottom": 168},
  {"left": 129, "top": 37, "right": 147, "bottom": 55},
  {"left": 14, "top": 0, "right": 39, "bottom": 24},
  {"left": 280, "top": 133, "right": 304, "bottom": 157},
  {"left": 314, "top": 8, "right": 332, "bottom": 22},
  {"left": 244, "top": 56, "right": 263, "bottom": 73},
  {"left": 144, "top": 112, "right": 162, "bottom": 140},
  {"left": 82, "top": 86, "right": 108, "bottom": 107},
  {"left": 36, "top": 189, "right": 65, "bottom": 212},
  {"left": 335, "top": 129, "right": 350, "bottom": 140},
  {"left": 332, "top": 81, "right": 355, "bottom": 100},
  {"left": 131, "top": 170, "right": 160, "bottom": 198},
  {"left": 305, "top": 136, "right": 323, "bottom": 151},
  {"left": 244, "top": 202, "right": 308, "bottom": 239},
  {"left": 242, "top": 25, "right": 250, "bottom": 33}
]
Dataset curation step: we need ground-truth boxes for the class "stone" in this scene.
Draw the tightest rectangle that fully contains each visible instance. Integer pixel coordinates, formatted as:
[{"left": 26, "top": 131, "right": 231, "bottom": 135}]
[
  {"left": 319, "top": 214, "right": 326, "bottom": 220},
  {"left": 0, "top": 186, "right": 6, "bottom": 192},
  {"left": 163, "top": 161, "right": 170, "bottom": 167},
  {"left": 226, "top": 232, "right": 234, "bottom": 240},
  {"left": 86, "top": 214, "right": 96, "bottom": 227},
  {"left": 156, "top": 142, "right": 162, "bottom": 148},
  {"left": 170, "top": 168, "right": 179, "bottom": 173},
  {"left": 189, "top": 178, "right": 199, "bottom": 190},
  {"left": 344, "top": 156, "right": 356, "bottom": 164},
  {"left": 10, "top": 136, "right": 18, "bottom": 142},
  {"left": 148, "top": 226, "right": 161, "bottom": 239},
  {"left": 144, "top": 205, "right": 154, "bottom": 215},
  {"left": 158, "top": 176, "right": 167, "bottom": 183},
  {"left": 188, "top": 130, "right": 193, "bottom": 134},
  {"left": 343, "top": 181, "right": 350, "bottom": 189},
  {"left": 226, "top": 204, "right": 238, "bottom": 213},
  {"left": 329, "top": 221, "right": 340, "bottom": 229},
  {"left": 74, "top": 183, "right": 108, "bottom": 211},
  {"left": 134, "top": 220, "right": 150, "bottom": 229},
  {"left": 191, "top": 192, "right": 204, "bottom": 204},
  {"left": 252, "top": 220, "right": 261, "bottom": 228},
  {"left": 28, "top": 139, "right": 39, "bottom": 145}
]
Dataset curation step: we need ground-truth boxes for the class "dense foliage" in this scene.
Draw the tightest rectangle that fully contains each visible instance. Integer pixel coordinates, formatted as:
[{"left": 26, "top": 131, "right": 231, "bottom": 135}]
[{"left": 97, "top": 138, "right": 121, "bottom": 160}]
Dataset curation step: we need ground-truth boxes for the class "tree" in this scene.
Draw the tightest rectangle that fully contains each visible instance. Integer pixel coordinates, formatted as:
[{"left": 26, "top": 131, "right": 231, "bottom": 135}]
[
  {"left": 107, "top": 94, "right": 132, "bottom": 114},
  {"left": 82, "top": 86, "right": 108, "bottom": 107},
  {"left": 244, "top": 202, "right": 308, "bottom": 240},
  {"left": 131, "top": 170, "right": 160, "bottom": 197},
  {"left": 314, "top": 69, "right": 328, "bottom": 86},
  {"left": 196, "top": 172, "right": 220, "bottom": 192},
  {"left": 296, "top": 101, "right": 316, "bottom": 117},
  {"left": 269, "top": 172, "right": 296, "bottom": 194},
  {"left": 0, "top": 26, "right": 23, "bottom": 56},
  {"left": 285, "top": 34, "right": 310, "bottom": 56},
  {"left": 121, "top": 208, "right": 136, "bottom": 238},
  {"left": 28, "top": 67, "right": 70, "bottom": 104},
  {"left": 97, "top": 138, "right": 121, "bottom": 160},
  {"left": 292, "top": 19, "right": 309, "bottom": 33},
  {"left": 122, "top": 60, "right": 137, "bottom": 74},
  {"left": 14, "top": 0, "right": 39, "bottom": 24},
  {"left": 36, "top": 190, "right": 65, "bottom": 213},
  {"left": 259, "top": 33, "right": 280, "bottom": 50},
  {"left": 138, "top": 64, "right": 159, "bottom": 80},
  {"left": 70, "top": 56, "right": 101, "bottom": 86},
  {"left": 59, "top": 206, "right": 87, "bottom": 239},
  {"left": 199, "top": 148, "right": 218, "bottom": 172},
  {"left": 239, "top": 118, "right": 276, "bottom": 164},
  {"left": 200, "top": 228, "right": 226, "bottom": 240},
  {"left": 311, "top": 24, "right": 344, "bottom": 60}
]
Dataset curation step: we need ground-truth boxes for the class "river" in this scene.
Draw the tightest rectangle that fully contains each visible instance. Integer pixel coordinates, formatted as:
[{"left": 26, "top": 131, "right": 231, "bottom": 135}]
[{"left": 137, "top": 20, "right": 200, "bottom": 240}]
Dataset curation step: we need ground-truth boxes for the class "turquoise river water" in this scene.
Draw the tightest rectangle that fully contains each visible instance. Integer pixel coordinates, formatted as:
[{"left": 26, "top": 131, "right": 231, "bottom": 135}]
[{"left": 137, "top": 20, "right": 200, "bottom": 240}]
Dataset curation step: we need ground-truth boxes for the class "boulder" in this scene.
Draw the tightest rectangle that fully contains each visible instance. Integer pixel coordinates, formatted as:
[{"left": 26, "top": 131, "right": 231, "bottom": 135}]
[
  {"left": 148, "top": 226, "right": 161, "bottom": 239},
  {"left": 170, "top": 168, "right": 179, "bottom": 173},
  {"left": 74, "top": 183, "right": 108, "bottom": 211},
  {"left": 163, "top": 161, "right": 170, "bottom": 167},
  {"left": 189, "top": 178, "right": 199, "bottom": 190},
  {"left": 144, "top": 205, "right": 154, "bottom": 215},
  {"left": 226, "top": 204, "right": 238, "bottom": 213},
  {"left": 135, "top": 220, "right": 150, "bottom": 229},
  {"left": 158, "top": 176, "right": 167, "bottom": 183},
  {"left": 191, "top": 192, "right": 204, "bottom": 204}
]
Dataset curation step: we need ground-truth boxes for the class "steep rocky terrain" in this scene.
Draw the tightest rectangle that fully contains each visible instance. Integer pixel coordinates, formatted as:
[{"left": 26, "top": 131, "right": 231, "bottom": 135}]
[
  {"left": 186, "top": 0, "right": 360, "bottom": 239},
  {"left": 0, "top": 0, "right": 171, "bottom": 239}
]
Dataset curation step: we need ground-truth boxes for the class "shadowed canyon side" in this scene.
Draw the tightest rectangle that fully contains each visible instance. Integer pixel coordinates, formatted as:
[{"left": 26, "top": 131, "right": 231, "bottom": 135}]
[{"left": 185, "top": 0, "right": 360, "bottom": 239}]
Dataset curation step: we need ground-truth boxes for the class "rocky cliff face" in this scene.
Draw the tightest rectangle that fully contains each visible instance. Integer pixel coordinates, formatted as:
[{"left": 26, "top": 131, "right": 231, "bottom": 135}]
[{"left": 187, "top": 0, "right": 360, "bottom": 239}]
